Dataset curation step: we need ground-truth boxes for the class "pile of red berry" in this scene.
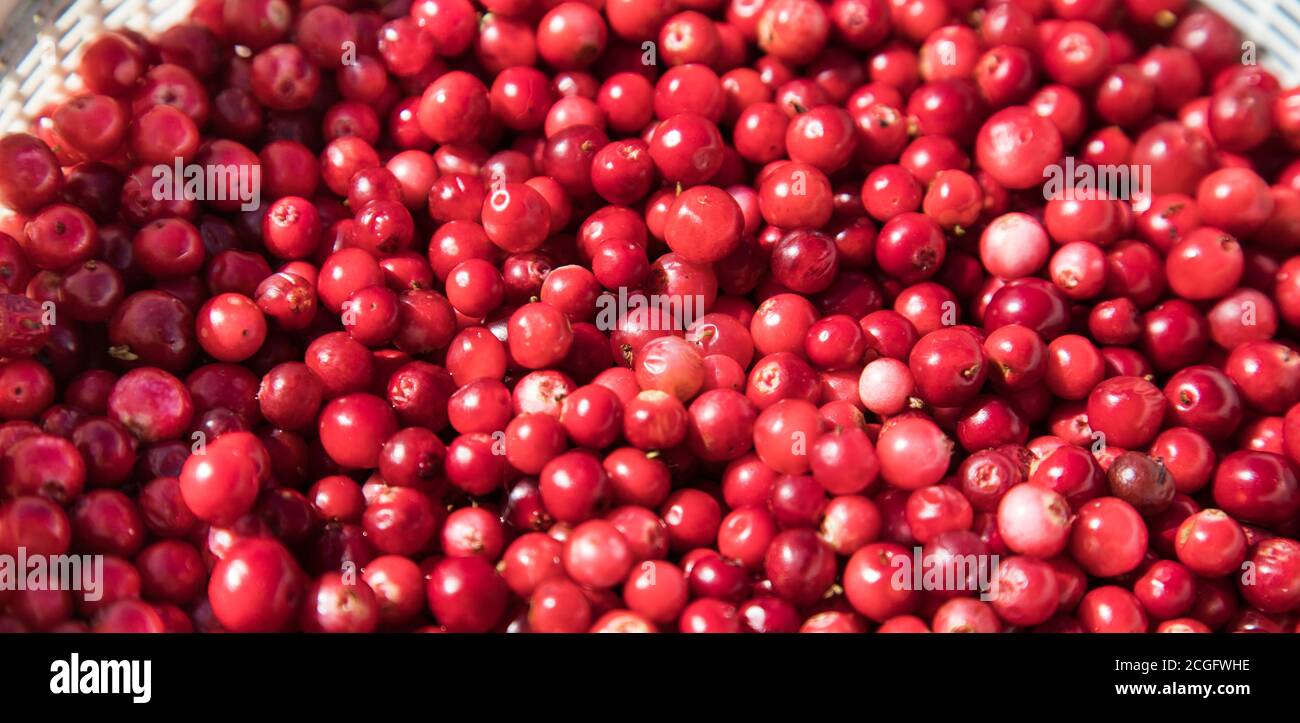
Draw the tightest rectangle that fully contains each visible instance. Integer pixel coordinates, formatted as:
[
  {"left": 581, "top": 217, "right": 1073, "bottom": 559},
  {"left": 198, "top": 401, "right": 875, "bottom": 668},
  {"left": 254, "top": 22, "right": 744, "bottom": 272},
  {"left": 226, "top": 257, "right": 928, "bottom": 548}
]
[{"left": 1, "top": 0, "right": 1299, "bottom": 633}]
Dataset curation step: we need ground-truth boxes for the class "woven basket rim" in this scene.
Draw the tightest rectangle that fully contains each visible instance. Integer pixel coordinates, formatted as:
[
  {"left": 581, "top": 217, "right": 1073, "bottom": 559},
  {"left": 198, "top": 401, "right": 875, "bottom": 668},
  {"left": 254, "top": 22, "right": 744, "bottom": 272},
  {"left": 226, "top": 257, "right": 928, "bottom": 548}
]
[{"left": 1, "top": 0, "right": 66, "bottom": 70}]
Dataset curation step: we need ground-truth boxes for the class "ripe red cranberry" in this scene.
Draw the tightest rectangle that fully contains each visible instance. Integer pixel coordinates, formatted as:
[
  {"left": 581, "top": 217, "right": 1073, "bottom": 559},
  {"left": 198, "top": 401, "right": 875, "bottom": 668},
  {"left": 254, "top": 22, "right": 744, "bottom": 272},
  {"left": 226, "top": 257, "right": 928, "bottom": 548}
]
[
  {"left": 562, "top": 519, "right": 632, "bottom": 589},
  {"left": 417, "top": 71, "right": 489, "bottom": 145},
  {"left": 818, "top": 493, "right": 880, "bottom": 554},
  {"left": 318, "top": 394, "right": 399, "bottom": 469},
  {"left": 341, "top": 285, "right": 401, "bottom": 347},
  {"left": 981, "top": 213, "right": 1048, "bottom": 283},
  {"left": 526, "top": 578, "right": 593, "bottom": 633},
  {"left": 58, "top": 260, "right": 124, "bottom": 323},
  {"left": 975, "top": 106, "right": 1064, "bottom": 190},
  {"left": 308, "top": 476, "right": 365, "bottom": 525},
  {"left": 905, "top": 486, "right": 973, "bottom": 544},
  {"left": 0, "top": 135, "right": 64, "bottom": 213},
  {"left": 1239, "top": 538, "right": 1300, "bottom": 613},
  {"left": 767, "top": 474, "right": 827, "bottom": 529},
  {"left": 363, "top": 486, "right": 439, "bottom": 557},
  {"left": 71, "top": 417, "right": 136, "bottom": 487},
  {"left": 759, "top": 161, "right": 833, "bottom": 228},
  {"left": 687, "top": 389, "right": 757, "bottom": 462},
  {"left": 876, "top": 415, "right": 952, "bottom": 490},
  {"left": 208, "top": 538, "right": 305, "bottom": 633},
  {"left": 1078, "top": 585, "right": 1149, "bottom": 633},
  {"left": 844, "top": 542, "right": 918, "bottom": 622},
  {"left": 536, "top": 2, "right": 608, "bottom": 70},
  {"left": 930, "top": 597, "right": 1002, "bottom": 633},
  {"left": 441, "top": 506, "right": 505, "bottom": 560},
  {"left": 752, "top": 399, "right": 822, "bottom": 476},
  {"left": 107, "top": 368, "right": 194, "bottom": 443},
  {"left": 136, "top": 475, "right": 195, "bottom": 540},
  {"left": 426, "top": 556, "right": 508, "bottom": 632},
  {"left": 1226, "top": 341, "right": 1300, "bottom": 414},
  {"left": 635, "top": 336, "right": 705, "bottom": 402},
  {"left": 539, "top": 451, "right": 608, "bottom": 524},
  {"left": 378, "top": 427, "right": 447, "bottom": 490},
  {"left": 542, "top": 125, "right": 609, "bottom": 196},
  {"left": 137, "top": 539, "right": 205, "bottom": 606},
  {"left": 1212, "top": 450, "right": 1300, "bottom": 527},
  {"left": 984, "top": 278, "right": 1071, "bottom": 340},
  {"left": 1069, "top": 497, "right": 1148, "bottom": 578},
  {"left": 1174, "top": 509, "right": 1246, "bottom": 577},
  {"left": 990, "top": 556, "right": 1059, "bottom": 627},
  {"left": 657, "top": 10, "right": 723, "bottom": 67},
  {"left": 502, "top": 412, "right": 565, "bottom": 477},
  {"left": 662, "top": 488, "right": 723, "bottom": 552},
  {"left": 661, "top": 185, "right": 745, "bottom": 266},
  {"left": 508, "top": 302, "right": 574, "bottom": 370},
  {"left": 351, "top": 200, "right": 415, "bottom": 258},
  {"left": 500, "top": 532, "right": 564, "bottom": 599},
  {"left": 876, "top": 212, "right": 946, "bottom": 283},
  {"left": 303, "top": 332, "right": 373, "bottom": 400},
  {"left": 1163, "top": 365, "right": 1242, "bottom": 441},
  {"left": 809, "top": 426, "right": 879, "bottom": 496},
  {"left": 0, "top": 358, "right": 54, "bottom": 420},
  {"left": 448, "top": 378, "right": 511, "bottom": 436},
  {"left": 678, "top": 598, "right": 742, "bottom": 633},
  {"left": 620, "top": 560, "right": 688, "bottom": 625},
  {"left": 1165, "top": 226, "right": 1244, "bottom": 301},
  {"left": 196, "top": 293, "right": 267, "bottom": 362},
  {"left": 298, "top": 572, "right": 380, "bottom": 633},
  {"left": 1130, "top": 558, "right": 1196, "bottom": 621},
  {"left": 0, "top": 494, "right": 71, "bottom": 559},
  {"left": 441, "top": 431, "right": 506, "bottom": 499},
  {"left": 909, "top": 328, "right": 987, "bottom": 408},
  {"left": 257, "top": 362, "right": 322, "bottom": 432},
  {"left": 787, "top": 107, "right": 856, "bottom": 175},
  {"left": 1, "top": 435, "right": 84, "bottom": 503},
  {"left": 24, "top": 204, "right": 100, "bottom": 271},
  {"left": 1086, "top": 376, "right": 1166, "bottom": 449},
  {"left": 255, "top": 271, "right": 316, "bottom": 331},
  {"left": 765, "top": 529, "right": 837, "bottom": 607},
  {"left": 997, "top": 483, "right": 1071, "bottom": 558},
  {"left": 957, "top": 450, "right": 1021, "bottom": 512},
  {"left": 1150, "top": 427, "right": 1216, "bottom": 495}
]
